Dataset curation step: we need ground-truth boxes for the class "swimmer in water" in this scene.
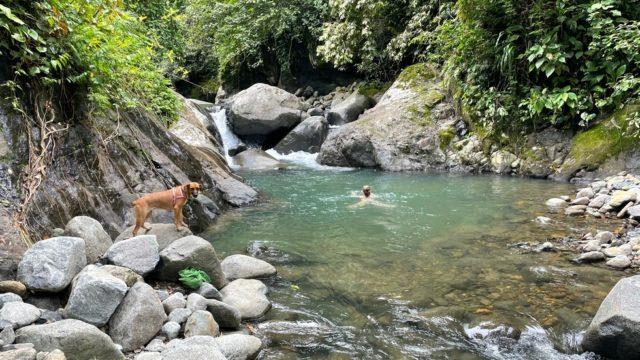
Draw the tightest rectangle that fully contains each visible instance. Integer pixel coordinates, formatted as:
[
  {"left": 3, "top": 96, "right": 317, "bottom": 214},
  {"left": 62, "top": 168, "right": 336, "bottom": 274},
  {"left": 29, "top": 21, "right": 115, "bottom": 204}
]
[{"left": 349, "top": 185, "right": 395, "bottom": 208}]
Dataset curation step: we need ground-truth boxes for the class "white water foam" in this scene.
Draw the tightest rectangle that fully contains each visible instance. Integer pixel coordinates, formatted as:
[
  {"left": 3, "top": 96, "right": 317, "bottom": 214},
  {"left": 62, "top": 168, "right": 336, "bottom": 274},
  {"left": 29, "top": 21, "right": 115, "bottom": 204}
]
[
  {"left": 266, "top": 149, "right": 353, "bottom": 171},
  {"left": 210, "top": 106, "right": 242, "bottom": 168}
]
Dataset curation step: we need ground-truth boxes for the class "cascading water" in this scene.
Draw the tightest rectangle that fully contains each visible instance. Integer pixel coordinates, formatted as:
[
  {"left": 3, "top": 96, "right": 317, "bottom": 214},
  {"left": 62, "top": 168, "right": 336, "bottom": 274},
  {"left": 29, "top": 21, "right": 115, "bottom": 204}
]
[{"left": 210, "top": 106, "right": 243, "bottom": 168}]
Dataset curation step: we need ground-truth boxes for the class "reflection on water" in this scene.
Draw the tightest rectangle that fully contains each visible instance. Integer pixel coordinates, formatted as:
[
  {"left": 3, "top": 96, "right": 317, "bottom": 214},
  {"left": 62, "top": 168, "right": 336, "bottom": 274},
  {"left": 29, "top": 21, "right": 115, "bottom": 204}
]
[{"left": 204, "top": 170, "right": 619, "bottom": 359}]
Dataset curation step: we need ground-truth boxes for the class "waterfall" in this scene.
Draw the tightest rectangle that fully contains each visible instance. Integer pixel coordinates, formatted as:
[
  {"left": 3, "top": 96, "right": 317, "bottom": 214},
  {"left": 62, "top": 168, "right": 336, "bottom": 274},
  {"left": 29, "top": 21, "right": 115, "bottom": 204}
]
[{"left": 210, "top": 106, "right": 242, "bottom": 167}]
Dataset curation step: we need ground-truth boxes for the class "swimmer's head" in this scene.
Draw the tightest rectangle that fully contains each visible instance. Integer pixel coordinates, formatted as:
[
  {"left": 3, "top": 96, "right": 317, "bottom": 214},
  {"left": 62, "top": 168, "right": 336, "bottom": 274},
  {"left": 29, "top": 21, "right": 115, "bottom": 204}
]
[{"left": 362, "top": 185, "right": 371, "bottom": 197}]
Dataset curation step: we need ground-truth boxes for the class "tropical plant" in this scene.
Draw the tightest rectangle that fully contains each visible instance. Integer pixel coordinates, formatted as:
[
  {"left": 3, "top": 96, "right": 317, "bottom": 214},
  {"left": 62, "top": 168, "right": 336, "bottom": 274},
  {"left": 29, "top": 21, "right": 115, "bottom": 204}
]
[{"left": 178, "top": 267, "right": 211, "bottom": 289}]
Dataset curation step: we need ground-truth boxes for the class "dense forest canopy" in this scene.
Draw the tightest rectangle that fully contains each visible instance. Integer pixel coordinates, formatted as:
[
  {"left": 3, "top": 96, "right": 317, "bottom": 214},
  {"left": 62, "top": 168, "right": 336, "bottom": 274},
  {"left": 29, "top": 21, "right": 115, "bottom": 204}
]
[{"left": 1, "top": 0, "right": 640, "bottom": 135}]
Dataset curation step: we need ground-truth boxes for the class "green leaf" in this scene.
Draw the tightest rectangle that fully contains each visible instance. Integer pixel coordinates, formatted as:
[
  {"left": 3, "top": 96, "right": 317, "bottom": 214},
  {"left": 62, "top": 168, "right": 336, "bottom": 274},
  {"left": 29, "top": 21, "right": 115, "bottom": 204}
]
[{"left": 0, "top": 5, "right": 25, "bottom": 25}]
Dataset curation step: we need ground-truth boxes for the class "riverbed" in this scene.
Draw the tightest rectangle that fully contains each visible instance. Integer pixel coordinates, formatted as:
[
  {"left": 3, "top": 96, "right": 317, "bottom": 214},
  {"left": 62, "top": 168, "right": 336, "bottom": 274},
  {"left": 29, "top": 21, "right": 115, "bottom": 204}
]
[{"left": 204, "top": 163, "right": 620, "bottom": 359}]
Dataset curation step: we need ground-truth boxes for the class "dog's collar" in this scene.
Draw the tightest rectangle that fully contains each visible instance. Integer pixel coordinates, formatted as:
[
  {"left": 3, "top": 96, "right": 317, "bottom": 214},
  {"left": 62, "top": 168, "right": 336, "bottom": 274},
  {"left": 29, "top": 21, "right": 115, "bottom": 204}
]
[{"left": 172, "top": 186, "right": 186, "bottom": 206}]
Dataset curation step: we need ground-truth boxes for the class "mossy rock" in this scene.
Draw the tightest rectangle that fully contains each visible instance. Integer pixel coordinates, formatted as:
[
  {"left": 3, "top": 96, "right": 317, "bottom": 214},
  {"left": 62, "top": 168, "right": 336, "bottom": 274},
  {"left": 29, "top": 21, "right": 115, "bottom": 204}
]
[
  {"left": 397, "top": 63, "right": 438, "bottom": 88},
  {"left": 356, "top": 82, "right": 391, "bottom": 98},
  {"left": 438, "top": 128, "right": 455, "bottom": 150}
]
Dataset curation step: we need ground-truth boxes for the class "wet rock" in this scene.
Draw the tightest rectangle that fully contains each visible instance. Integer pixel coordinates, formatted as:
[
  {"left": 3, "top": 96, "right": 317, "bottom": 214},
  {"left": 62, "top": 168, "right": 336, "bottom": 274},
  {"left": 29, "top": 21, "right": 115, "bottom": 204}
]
[
  {"left": 595, "top": 231, "right": 614, "bottom": 244},
  {"left": 273, "top": 116, "right": 329, "bottom": 154},
  {"left": 157, "top": 236, "right": 226, "bottom": 289},
  {"left": 571, "top": 197, "right": 590, "bottom": 205},
  {"left": 577, "top": 251, "right": 605, "bottom": 263},
  {"left": 63, "top": 266, "right": 127, "bottom": 327},
  {"left": 105, "top": 235, "right": 159, "bottom": 276},
  {"left": 232, "top": 149, "right": 286, "bottom": 171},
  {"left": 99, "top": 265, "right": 142, "bottom": 287},
  {"left": 15, "top": 319, "right": 124, "bottom": 360},
  {"left": 606, "top": 255, "right": 631, "bottom": 270},
  {"left": 0, "top": 281, "right": 26, "bottom": 298},
  {"left": 220, "top": 279, "right": 270, "bottom": 320},
  {"left": 545, "top": 198, "right": 568, "bottom": 211},
  {"left": 184, "top": 310, "right": 219, "bottom": 337},
  {"left": 564, "top": 205, "right": 586, "bottom": 216},
  {"left": 0, "top": 293, "right": 22, "bottom": 308},
  {"left": 186, "top": 293, "right": 208, "bottom": 312},
  {"left": 211, "top": 334, "right": 262, "bottom": 360},
  {"left": 17, "top": 237, "right": 86, "bottom": 292},
  {"left": 583, "top": 275, "right": 640, "bottom": 359},
  {"left": 162, "top": 293, "right": 186, "bottom": 314},
  {"left": 326, "top": 92, "right": 372, "bottom": 125},
  {"left": 490, "top": 151, "right": 517, "bottom": 174},
  {"left": 221, "top": 254, "right": 277, "bottom": 281},
  {"left": 161, "top": 322, "right": 180, "bottom": 340},
  {"left": 0, "top": 302, "right": 41, "bottom": 328},
  {"left": 196, "top": 282, "right": 221, "bottom": 301},
  {"left": 534, "top": 216, "right": 552, "bottom": 225},
  {"left": 115, "top": 224, "right": 192, "bottom": 251},
  {"left": 64, "top": 216, "right": 112, "bottom": 264},
  {"left": 205, "top": 299, "right": 241, "bottom": 329},
  {"left": 167, "top": 308, "right": 191, "bottom": 325},
  {"left": 588, "top": 194, "right": 610, "bottom": 209},
  {"left": 577, "top": 188, "right": 595, "bottom": 199},
  {"left": 162, "top": 336, "right": 226, "bottom": 360},
  {"left": 607, "top": 190, "right": 636, "bottom": 209},
  {"left": 109, "top": 282, "right": 166, "bottom": 352}
]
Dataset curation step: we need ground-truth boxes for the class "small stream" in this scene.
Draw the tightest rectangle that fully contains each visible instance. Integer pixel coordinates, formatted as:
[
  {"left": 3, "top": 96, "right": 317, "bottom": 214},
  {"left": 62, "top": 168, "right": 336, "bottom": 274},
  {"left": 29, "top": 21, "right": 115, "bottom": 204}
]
[{"left": 203, "top": 161, "right": 620, "bottom": 359}]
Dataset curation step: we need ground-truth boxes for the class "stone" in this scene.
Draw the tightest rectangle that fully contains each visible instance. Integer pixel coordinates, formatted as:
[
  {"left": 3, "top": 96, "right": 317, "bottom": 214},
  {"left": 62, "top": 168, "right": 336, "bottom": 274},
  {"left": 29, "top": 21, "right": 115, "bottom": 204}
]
[
  {"left": 232, "top": 149, "right": 286, "bottom": 171},
  {"left": 545, "top": 198, "right": 568, "bottom": 211},
  {"left": 576, "top": 187, "right": 595, "bottom": 199},
  {"left": 307, "top": 107, "right": 323, "bottom": 116},
  {"left": 603, "top": 245, "right": 632, "bottom": 258},
  {"left": 212, "top": 334, "right": 262, "bottom": 360},
  {"left": 564, "top": 205, "right": 586, "bottom": 216},
  {"left": 570, "top": 197, "right": 590, "bottom": 205},
  {"left": 15, "top": 319, "right": 124, "bottom": 360},
  {"left": 607, "top": 190, "right": 637, "bottom": 208},
  {"left": 0, "top": 347, "right": 36, "bottom": 360},
  {"left": 326, "top": 91, "right": 372, "bottom": 125},
  {"left": 17, "top": 237, "right": 86, "bottom": 292},
  {"left": 628, "top": 205, "right": 640, "bottom": 220},
  {"left": 63, "top": 266, "right": 127, "bottom": 327},
  {"left": 229, "top": 84, "right": 305, "bottom": 137},
  {"left": 38, "top": 349, "right": 65, "bottom": 360},
  {"left": 534, "top": 216, "right": 552, "bottom": 225},
  {"left": 186, "top": 293, "right": 208, "bottom": 312},
  {"left": 115, "top": 224, "right": 192, "bottom": 251},
  {"left": 0, "top": 302, "right": 41, "bottom": 328},
  {"left": 184, "top": 310, "right": 219, "bottom": 337},
  {"left": 590, "top": 180, "right": 607, "bottom": 192},
  {"left": 196, "top": 283, "right": 221, "bottom": 301},
  {"left": 161, "top": 322, "right": 180, "bottom": 340},
  {"left": 105, "top": 235, "right": 160, "bottom": 276},
  {"left": 0, "top": 325, "right": 15, "bottom": 346},
  {"left": 272, "top": 116, "right": 329, "bottom": 154},
  {"left": 0, "top": 281, "right": 26, "bottom": 298},
  {"left": 64, "top": 216, "right": 112, "bottom": 264},
  {"left": 221, "top": 254, "right": 277, "bottom": 281},
  {"left": 595, "top": 231, "right": 614, "bottom": 244},
  {"left": 24, "top": 295, "right": 60, "bottom": 312},
  {"left": 157, "top": 236, "right": 226, "bottom": 289},
  {"left": 577, "top": 251, "right": 605, "bottom": 263},
  {"left": 490, "top": 150, "right": 518, "bottom": 174},
  {"left": 162, "top": 293, "right": 186, "bottom": 315},
  {"left": 108, "top": 282, "right": 166, "bottom": 352},
  {"left": 144, "top": 338, "right": 165, "bottom": 353},
  {"left": 220, "top": 279, "right": 271, "bottom": 320},
  {"left": 0, "top": 293, "right": 22, "bottom": 308},
  {"left": 588, "top": 194, "right": 610, "bottom": 209},
  {"left": 135, "top": 353, "right": 162, "bottom": 360},
  {"left": 582, "top": 240, "right": 601, "bottom": 252},
  {"left": 582, "top": 275, "right": 640, "bottom": 359},
  {"left": 167, "top": 308, "right": 191, "bottom": 325},
  {"left": 162, "top": 336, "right": 226, "bottom": 360},
  {"left": 99, "top": 265, "right": 143, "bottom": 287},
  {"left": 155, "top": 290, "right": 169, "bottom": 302},
  {"left": 37, "top": 310, "right": 62, "bottom": 324},
  {"left": 537, "top": 242, "right": 554, "bottom": 252},
  {"left": 205, "top": 299, "right": 241, "bottom": 330},
  {"left": 606, "top": 255, "right": 631, "bottom": 270}
]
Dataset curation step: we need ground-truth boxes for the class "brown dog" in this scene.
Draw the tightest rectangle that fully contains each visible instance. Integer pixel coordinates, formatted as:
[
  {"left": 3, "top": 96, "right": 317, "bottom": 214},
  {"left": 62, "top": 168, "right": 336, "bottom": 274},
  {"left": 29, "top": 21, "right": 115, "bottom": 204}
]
[{"left": 131, "top": 182, "right": 202, "bottom": 236}]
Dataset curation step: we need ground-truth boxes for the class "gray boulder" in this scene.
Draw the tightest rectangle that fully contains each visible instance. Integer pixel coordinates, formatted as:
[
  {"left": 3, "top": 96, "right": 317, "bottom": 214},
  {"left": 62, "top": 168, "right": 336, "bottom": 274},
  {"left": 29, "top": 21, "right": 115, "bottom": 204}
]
[
  {"left": 221, "top": 255, "right": 277, "bottom": 281},
  {"left": 273, "top": 116, "right": 329, "bottom": 154},
  {"left": 162, "top": 293, "right": 186, "bottom": 314},
  {"left": 196, "top": 282, "right": 221, "bottom": 301},
  {"left": 17, "top": 237, "right": 86, "bottom": 292},
  {"left": 186, "top": 293, "right": 208, "bottom": 312},
  {"left": 167, "top": 308, "right": 192, "bottom": 325},
  {"left": 0, "top": 302, "right": 41, "bottom": 328},
  {"left": 184, "top": 310, "right": 219, "bottom": 337},
  {"left": 490, "top": 150, "right": 517, "bottom": 174},
  {"left": 220, "top": 279, "right": 270, "bottom": 320},
  {"left": 595, "top": 231, "right": 614, "bottom": 244},
  {"left": 105, "top": 235, "right": 160, "bottom": 276},
  {"left": 229, "top": 83, "right": 305, "bottom": 137},
  {"left": 205, "top": 299, "right": 241, "bottom": 329},
  {"left": 564, "top": 205, "right": 586, "bottom": 216},
  {"left": 607, "top": 190, "right": 637, "bottom": 208},
  {"left": 232, "top": 149, "right": 286, "bottom": 171},
  {"left": 162, "top": 336, "right": 226, "bottom": 360},
  {"left": 577, "top": 251, "right": 605, "bottom": 263},
  {"left": 0, "top": 293, "right": 22, "bottom": 308},
  {"left": 64, "top": 216, "right": 112, "bottom": 263},
  {"left": 212, "top": 334, "right": 262, "bottom": 360},
  {"left": 15, "top": 319, "right": 124, "bottom": 360},
  {"left": 161, "top": 321, "right": 180, "bottom": 340},
  {"left": 0, "top": 325, "right": 15, "bottom": 346},
  {"left": 326, "top": 91, "right": 372, "bottom": 125},
  {"left": 63, "top": 266, "right": 127, "bottom": 327},
  {"left": 157, "top": 236, "right": 226, "bottom": 289},
  {"left": 109, "top": 282, "right": 166, "bottom": 352},
  {"left": 99, "top": 265, "right": 143, "bottom": 287},
  {"left": 115, "top": 224, "right": 192, "bottom": 251},
  {"left": 582, "top": 275, "right": 640, "bottom": 359},
  {"left": 589, "top": 194, "right": 610, "bottom": 209},
  {"left": 545, "top": 198, "right": 568, "bottom": 211},
  {"left": 0, "top": 347, "right": 37, "bottom": 359},
  {"left": 606, "top": 255, "right": 631, "bottom": 270}
]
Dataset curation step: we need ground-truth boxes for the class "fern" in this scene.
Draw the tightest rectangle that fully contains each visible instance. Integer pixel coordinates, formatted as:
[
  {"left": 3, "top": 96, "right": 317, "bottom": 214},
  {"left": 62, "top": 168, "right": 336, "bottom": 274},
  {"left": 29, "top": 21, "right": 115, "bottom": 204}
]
[{"left": 178, "top": 268, "right": 210, "bottom": 289}]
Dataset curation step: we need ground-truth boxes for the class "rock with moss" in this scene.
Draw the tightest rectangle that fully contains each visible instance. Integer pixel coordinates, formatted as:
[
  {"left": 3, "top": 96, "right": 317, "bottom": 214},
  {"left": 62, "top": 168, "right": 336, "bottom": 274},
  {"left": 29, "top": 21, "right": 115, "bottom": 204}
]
[{"left": 326, "top": 91, "right": 373, "bottom": 125}]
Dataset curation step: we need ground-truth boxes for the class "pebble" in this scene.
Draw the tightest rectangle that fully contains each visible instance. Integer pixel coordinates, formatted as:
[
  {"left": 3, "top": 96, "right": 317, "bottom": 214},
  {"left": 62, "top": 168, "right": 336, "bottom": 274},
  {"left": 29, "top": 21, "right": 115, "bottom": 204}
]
[{"left": 606, "top": 255, "right": 631, "bottom": 269}]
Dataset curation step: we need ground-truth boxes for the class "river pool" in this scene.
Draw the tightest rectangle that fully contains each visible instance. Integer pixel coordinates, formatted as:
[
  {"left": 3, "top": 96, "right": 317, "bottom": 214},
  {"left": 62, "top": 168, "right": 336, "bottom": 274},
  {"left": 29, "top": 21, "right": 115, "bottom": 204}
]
[{"left": 204, "top": 163, "right": 621, "bottom": 359}]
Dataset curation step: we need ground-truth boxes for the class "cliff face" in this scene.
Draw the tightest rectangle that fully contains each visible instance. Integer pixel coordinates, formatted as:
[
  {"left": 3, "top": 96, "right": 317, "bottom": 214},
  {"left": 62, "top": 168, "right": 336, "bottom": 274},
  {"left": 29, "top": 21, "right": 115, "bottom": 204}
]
[{"left": 0, "top": 95, "right": 256, "bottom": 252}]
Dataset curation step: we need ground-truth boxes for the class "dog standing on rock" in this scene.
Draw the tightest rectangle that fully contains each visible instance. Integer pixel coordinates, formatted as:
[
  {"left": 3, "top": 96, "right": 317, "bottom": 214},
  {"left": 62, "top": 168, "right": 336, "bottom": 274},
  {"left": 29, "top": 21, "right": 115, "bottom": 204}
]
[{"left": 131, "top": 182, "right": 202, "bottom": 236}]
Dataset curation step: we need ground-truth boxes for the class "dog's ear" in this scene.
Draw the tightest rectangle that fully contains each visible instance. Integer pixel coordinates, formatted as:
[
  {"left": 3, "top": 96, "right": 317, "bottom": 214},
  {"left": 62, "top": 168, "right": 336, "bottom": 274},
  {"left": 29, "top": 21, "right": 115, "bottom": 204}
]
[{"left": 183, "top": 183, "right": 191, "bottom": 196}]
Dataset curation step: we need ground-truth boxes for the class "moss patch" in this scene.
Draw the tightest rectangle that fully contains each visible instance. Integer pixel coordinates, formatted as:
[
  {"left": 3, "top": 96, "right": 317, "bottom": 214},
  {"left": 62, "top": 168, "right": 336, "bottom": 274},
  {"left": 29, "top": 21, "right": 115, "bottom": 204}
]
[
  {"left": 397, "top": 63, "right": 438, "bottom": 88},
  {"left": 357, "top": 82, "right": 391, "bottom": 98},
  {"left": 438, "top": 128, "right": 455, "bottom": 150}
]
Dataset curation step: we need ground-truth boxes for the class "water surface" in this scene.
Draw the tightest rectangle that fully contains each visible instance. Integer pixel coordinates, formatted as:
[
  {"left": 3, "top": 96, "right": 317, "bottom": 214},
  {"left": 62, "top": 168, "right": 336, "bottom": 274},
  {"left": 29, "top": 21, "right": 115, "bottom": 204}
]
[{"left": 205, "top": 167, "right": 620, "bottom": 359}]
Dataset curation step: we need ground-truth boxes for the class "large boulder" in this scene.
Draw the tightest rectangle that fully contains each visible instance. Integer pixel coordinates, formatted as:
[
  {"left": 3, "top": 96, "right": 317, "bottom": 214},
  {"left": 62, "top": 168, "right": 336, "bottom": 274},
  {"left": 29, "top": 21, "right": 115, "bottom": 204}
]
[
  {"left": 490, "top": 150, "right": 517, "bottom": 174},
  {"left": 105, "top": 235, "right": 160, "bottom": 276},
  {"left": 64, "top": 216, "right": 112, "bottom": 263},
  {"left": 157, "top": 236, "right": 227, "bottom": 289},
  {"left": 273, "top": 116, "right": 329, "bottom": 154},
  {"left": 99, "top": 265, "right": 143, "bottom": 287},
  {"left": 161, "top": 336, "right": 226, "bottom": 360},
  {"left": 582, "top": 275, "right": 640, "bottom": 359},
  {"left": 0, "top": 302, "right": 41, "bottom": 328},
  {"left": 115, "top": 224, "right": 192, "bottom": 251},
  {"left": 17, "top": 237, "right": 86, "bottom": 292},
  {"left": 326, "top": 91, "right": 372, "bottom": 125},
  {"left": 15, "top": 319, "right": 124, "bottom": 360},
  {"left": 232, "top": 149, "right": 287, "bottom": 171},
  {"left": 205, "top": 299, "right": 241, "bottom": 329},
  {"left": 221, "top": 255, "right": 276, "bottom": 281},
  {"left": 108, "top": 282, "right": 166, "bottom": 352},
  {"left": 184, "top": 310, "right": 219, "bottom": 337},
  {"left": 0, "top": 293, "right": 22, "bottom": 308},
  {"left": 63, "top": 265, "right": 128, "bottom": 327},
  {"left": 220, "top": 279, "right": 270, "bottom": 320},
  {"left": 212, "top": 334, "right": 262, "bottom": 360},
  {"left": 229, "top": 84, "right": 306, "bottom": 137}
]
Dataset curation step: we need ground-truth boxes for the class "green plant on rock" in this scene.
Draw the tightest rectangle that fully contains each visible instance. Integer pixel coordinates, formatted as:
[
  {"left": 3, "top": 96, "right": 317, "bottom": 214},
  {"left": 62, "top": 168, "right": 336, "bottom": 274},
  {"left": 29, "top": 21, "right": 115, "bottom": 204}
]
[
  {"left": 178, "top": 267, "right": 211, "bottom": 289},
  {"left": 438, "top": 127, "right": 455, "bottom": 150}
]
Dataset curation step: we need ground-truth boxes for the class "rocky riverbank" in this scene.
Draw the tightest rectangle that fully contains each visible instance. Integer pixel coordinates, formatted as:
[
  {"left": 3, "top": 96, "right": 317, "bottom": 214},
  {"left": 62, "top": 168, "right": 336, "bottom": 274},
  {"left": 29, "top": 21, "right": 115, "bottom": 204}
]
[{"left": 0, "top": 215, "right": 277, "bottom": 360}]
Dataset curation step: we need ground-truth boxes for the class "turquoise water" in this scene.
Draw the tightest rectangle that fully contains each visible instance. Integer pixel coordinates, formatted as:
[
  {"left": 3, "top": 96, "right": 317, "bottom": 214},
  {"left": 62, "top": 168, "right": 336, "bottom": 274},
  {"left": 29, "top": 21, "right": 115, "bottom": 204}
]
[{"left": 205, "top": 168, "right": 620, "bottom": 359}]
